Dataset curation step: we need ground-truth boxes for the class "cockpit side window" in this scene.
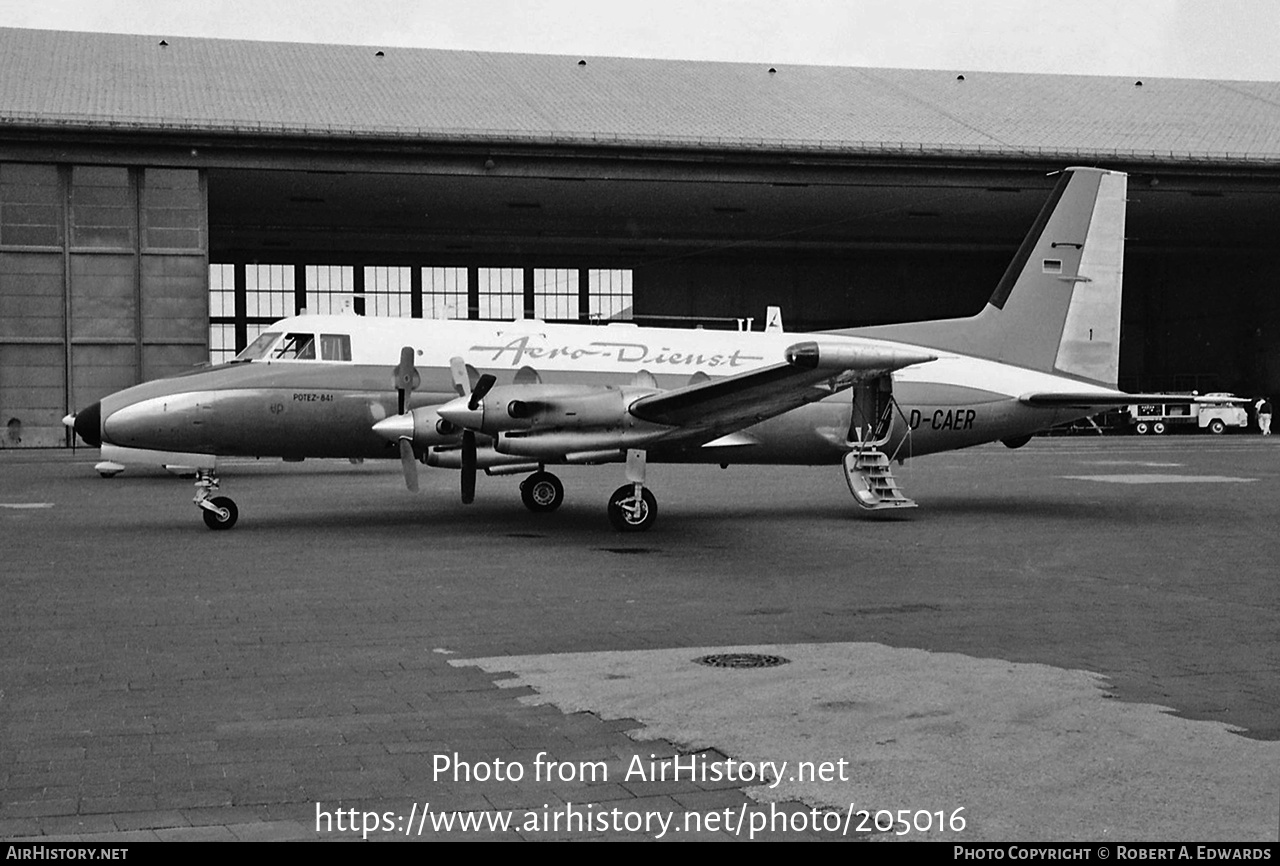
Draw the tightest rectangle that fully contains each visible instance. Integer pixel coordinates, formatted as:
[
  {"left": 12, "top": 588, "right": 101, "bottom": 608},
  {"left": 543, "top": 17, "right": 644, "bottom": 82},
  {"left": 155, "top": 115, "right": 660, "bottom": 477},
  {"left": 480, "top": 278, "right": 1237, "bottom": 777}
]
[
  {"left": 234, "top": 331, "right": 281, "bottom": 362},
  {"left": 273, "top": 333, "right": 317, "bottom": 360},
  {"left": 320, "top": 334, "right": 352, "bottom": 362}
]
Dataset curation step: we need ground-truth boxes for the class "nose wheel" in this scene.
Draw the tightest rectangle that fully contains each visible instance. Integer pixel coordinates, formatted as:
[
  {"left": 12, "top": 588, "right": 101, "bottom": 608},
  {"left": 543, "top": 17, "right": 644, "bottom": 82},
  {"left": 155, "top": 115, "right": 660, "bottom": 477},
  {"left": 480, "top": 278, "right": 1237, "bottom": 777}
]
[
  {"left": 200, "top": 496, "right": 239, "bottom": 530},
  {"left": 194, "top": 469, "right": 238, "bottom": 530}
]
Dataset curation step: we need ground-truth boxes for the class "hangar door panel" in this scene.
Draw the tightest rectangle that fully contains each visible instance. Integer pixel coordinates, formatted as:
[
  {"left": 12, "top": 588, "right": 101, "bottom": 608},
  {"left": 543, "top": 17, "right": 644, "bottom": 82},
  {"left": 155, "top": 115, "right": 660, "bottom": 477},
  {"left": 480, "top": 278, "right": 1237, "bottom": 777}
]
[
  {"left": 141, "top": 255, "right": 208, "bottom": 378},
  {"left": 0, "top": 253, "right": 64, "bottom": 445},
  {"left": 68, "top": 253, "right": 137, "bottom": 411},
  {"left": 0, "top": 343, "right": 64, "bottom": 448},
  {"left": 68, "top": 166, "right": 138, "bottom": 409},
  {"left": 141, "top": 168, "right": 208, "bottom": 378},
  {"left": 0, "top": 165, "right": 66, "bottom": 446}
]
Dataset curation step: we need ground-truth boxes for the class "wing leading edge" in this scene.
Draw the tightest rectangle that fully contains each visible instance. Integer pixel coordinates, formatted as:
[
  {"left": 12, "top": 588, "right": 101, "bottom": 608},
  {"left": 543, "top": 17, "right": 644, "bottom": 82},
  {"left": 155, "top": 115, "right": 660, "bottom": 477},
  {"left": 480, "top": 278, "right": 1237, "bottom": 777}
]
[{"left": 631, "top": 340, "right": 935, "bottom": 441}]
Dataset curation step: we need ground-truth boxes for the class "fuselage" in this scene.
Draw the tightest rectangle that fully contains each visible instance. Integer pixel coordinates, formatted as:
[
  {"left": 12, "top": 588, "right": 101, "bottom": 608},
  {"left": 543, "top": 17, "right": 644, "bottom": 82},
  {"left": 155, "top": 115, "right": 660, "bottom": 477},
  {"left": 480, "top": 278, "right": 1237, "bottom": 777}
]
[{"left": 84, "top": 313, "right": 1112, "bottom": 466}]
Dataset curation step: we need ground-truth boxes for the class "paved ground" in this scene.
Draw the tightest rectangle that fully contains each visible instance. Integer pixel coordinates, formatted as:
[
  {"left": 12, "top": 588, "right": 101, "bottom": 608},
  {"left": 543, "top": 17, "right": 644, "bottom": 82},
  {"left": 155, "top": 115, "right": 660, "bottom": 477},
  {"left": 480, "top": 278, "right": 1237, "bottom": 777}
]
[{"left": 1, "top": 436, "right": 1277, "bottom": 841}]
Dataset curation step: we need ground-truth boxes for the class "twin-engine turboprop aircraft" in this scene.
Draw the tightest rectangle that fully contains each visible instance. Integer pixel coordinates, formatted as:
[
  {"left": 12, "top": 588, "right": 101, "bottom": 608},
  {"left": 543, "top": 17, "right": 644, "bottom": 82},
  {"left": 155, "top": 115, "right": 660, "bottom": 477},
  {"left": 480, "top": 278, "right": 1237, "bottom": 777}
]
[{"left": 67, "top": 166, "right": 1149, "bottom": 531}]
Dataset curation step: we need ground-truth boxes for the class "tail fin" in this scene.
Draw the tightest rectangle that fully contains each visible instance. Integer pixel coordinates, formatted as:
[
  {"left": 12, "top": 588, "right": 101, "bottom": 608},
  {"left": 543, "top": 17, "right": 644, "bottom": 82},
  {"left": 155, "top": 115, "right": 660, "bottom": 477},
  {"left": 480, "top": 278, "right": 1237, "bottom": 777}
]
[{"left": 842, "top": 167, "right": 1127, "bottom": 388}]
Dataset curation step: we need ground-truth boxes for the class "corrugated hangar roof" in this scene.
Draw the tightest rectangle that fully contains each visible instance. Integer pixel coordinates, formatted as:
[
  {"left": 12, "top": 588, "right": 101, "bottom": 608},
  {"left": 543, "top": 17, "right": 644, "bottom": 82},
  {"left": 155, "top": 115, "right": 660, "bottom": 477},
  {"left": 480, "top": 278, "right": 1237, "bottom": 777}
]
[{"left": 2, "top": 26, "right": 1279, "bottom": 164}]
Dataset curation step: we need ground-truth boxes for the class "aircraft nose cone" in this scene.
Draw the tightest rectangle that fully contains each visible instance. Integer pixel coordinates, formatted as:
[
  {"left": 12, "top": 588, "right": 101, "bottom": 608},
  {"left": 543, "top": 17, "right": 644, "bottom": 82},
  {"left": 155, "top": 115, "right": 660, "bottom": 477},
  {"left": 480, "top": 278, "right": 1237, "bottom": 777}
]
[
  {"left": 436, "top": 397, "right": 484, "bottom": 431},
  {"left": 71, "top": 402, "right": 102, "bottom": 447},
  {"left": 372, "top": 413, "right": 415, "bottom": 442}
]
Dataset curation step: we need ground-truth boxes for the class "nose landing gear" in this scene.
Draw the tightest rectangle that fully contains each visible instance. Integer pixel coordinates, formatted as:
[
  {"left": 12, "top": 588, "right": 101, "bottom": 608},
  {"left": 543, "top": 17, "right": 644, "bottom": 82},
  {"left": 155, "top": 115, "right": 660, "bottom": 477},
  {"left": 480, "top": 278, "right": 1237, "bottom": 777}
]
[{"left": 194, "top": 469, "right": 238, "bottom": 530}]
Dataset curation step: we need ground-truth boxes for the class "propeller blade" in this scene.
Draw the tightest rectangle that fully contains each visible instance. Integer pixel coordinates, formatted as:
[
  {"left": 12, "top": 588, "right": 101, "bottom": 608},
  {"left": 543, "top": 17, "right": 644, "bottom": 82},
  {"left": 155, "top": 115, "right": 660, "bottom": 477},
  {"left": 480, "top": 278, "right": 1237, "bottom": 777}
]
[
  {"left": 461, "top": 430, "right": 477, "bottom": 504},
  {"left": 399, "top": 438, "right": 420, "bottom": 493},
  {"left": 468, "top": 374, "right": 496, "bottom": 411},
  {"left": 394, "top": 346, "right": 421, "bottom": 415},
  {"left": 449, "top": 356, "right": 471, "bottom": 397}
]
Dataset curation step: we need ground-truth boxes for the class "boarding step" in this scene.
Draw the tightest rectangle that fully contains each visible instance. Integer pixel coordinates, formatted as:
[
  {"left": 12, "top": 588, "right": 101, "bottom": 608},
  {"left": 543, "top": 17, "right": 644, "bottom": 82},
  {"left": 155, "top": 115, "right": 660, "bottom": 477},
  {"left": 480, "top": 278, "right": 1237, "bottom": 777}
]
[{"left": 842, "top": 449, "right": 917, "bottom": 510}]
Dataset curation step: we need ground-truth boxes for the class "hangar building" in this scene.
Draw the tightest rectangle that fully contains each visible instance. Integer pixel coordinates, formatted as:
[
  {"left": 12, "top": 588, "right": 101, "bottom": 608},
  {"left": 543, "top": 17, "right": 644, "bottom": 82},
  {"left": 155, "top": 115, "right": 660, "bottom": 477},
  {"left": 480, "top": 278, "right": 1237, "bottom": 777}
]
[{"left": 1, "top": 27, "right": 1278, "bottom": 447}]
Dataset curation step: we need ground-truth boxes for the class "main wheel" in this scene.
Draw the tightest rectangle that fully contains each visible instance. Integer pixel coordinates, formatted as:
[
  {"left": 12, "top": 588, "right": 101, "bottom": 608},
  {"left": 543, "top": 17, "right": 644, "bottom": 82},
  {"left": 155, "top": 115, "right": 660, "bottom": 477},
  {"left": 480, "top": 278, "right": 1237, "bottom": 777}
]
[
  {"left": 1153, "top": 421, "right": 1167, "bottom": 435},
  {"left": 201, "top": 496, "right": 238, "bottom": 530},
  {"left": 1208, "top": 419, "right": 1226, "bottom": 434},
  {"left": 520, "top": 471, "right": 564, "bottom": 513},
  {"left": 607, "top": 485, "right": 657, "bottom": 532},
  {"left": 1134, "top": 422, "right": 1149, "bottom": 435}
]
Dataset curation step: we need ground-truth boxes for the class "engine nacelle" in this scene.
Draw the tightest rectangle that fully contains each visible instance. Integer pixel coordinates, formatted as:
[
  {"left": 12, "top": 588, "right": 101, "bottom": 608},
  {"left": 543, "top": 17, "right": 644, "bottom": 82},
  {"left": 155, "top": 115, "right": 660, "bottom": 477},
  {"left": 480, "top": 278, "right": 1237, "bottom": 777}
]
[
  {"left": 371, "top": 406, "right": 462, "bottom": 448},
  {"left": 437, "top": 384, "right": 660, "bottom": 436},
  {"left": 495, "top": 428, "right": 668, "bottom": 459}
]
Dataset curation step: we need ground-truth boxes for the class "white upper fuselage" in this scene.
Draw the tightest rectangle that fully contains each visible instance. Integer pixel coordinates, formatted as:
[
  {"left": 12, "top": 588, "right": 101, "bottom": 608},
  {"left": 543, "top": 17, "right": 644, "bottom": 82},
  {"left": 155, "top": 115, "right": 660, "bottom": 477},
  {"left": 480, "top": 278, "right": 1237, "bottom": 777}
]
[{"left": 93, "top": 313, "right": 1118, "bottom": 465}]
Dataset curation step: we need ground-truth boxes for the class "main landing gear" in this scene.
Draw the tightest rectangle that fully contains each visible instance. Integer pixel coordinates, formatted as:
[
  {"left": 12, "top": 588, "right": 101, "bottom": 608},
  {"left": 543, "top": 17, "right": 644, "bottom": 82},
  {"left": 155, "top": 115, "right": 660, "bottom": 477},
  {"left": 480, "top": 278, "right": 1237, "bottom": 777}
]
[
  {"left": 606, "top": 449, "right": 657, "bottom": 532},
  {"left": 608, "top": 485, "right": 657, "bottom": 532},
  {"left": 520, "top": 471, "right": 565, "bottom": 513},
  {"left": 518, "top": 450, "right": 658, "bottom": 532},
  {"left": 194, "top": 469, "right": 238, "bottom": 530}
]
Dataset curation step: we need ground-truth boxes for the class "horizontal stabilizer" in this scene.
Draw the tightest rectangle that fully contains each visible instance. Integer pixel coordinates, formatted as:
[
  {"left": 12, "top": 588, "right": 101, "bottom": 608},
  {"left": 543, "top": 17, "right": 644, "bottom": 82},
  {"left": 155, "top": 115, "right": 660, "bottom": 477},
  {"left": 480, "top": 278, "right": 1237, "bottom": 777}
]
[{"left": 1019, "top": 392, "right": 1238, "bottom": 408}]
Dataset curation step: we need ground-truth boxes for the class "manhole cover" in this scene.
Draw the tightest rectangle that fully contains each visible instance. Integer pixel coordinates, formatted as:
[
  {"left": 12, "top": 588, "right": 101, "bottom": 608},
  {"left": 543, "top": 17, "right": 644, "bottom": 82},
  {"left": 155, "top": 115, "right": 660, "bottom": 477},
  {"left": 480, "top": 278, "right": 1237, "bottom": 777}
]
[{"left": 694, "top": 653, "right": 790, "bottom": 669}]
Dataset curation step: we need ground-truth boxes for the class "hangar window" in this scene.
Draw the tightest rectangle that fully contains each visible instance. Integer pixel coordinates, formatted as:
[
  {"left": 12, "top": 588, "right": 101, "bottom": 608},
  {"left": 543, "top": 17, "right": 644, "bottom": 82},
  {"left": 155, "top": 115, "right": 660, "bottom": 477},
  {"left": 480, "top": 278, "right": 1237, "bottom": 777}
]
[
  {"left": 210, "top": 324, "right": 238, "bottom": 364},
  {"left": 534, "top": 269, "right": 579, "bottom": 321},
  {"left": 0, "top": 163, "right": 63, "bottom": 248},
  {"left": 478, "top": 267, "right": 523, "bottom": 319},
  {"left": 70, "top": 166, "right": 135, "bottom": 249},
  {"left": 208, "top": 263, "right": 237, "bottom": 364},
  {"left": 247, "top": 264, "right": 296, "bottom": 319},
  {"left": 142, "top": 168, "right": 203, "bottom": 251},
  {"left": 305, "top": 265, "right": 356, "bottom": 314},
  {"left": 423, "top": 267, "right": 467, "bottom": 319},
  {"left": 588, "top": 269, "right": 633, "bottom": 321},
  {"left": 363, "top": 266, "right": 412, "bottom": 317}
]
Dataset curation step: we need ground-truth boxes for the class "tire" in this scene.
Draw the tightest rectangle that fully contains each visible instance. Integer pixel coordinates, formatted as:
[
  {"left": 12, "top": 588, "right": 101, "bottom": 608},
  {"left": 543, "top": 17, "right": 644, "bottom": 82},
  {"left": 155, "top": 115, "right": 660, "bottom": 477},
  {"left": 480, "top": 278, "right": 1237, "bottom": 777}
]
[
  {"left": 520, "top": 471, "right": 564, "bottom": 513},
  {"left": 201, "top": 496, "right": 238, "bottom": 530},
  {"left": 1208, "top": 419, "right": 1226, "bottom": 435},
  {"left": 607, "top": 485, "right": 657, "bottom": 532},
  {"left": 1153, "top": 421, "right": 1167, "bottom": 435},
  {"left": 1135, "top": 422, "right": 1149, "bottom": 435}
]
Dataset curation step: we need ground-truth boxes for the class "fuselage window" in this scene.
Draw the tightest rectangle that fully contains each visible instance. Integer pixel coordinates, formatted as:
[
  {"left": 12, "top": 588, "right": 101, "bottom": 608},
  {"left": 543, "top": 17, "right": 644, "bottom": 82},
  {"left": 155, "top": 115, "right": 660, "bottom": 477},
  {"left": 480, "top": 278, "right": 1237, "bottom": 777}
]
[
  {"left": 320, "top": 334, "right": 352, "bottom": 361},
  {"left": 273, "top": 333, "right": 316, "bottom": 360},
  {"left": 235, "top": 331, "right": 281, "bottom": 362}
]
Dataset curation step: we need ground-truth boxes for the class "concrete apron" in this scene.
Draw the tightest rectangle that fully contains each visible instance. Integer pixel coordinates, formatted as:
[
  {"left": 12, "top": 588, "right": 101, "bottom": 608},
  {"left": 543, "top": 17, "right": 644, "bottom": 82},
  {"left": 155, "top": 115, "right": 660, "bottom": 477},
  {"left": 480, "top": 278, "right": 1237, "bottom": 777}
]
[{"left": 460, "top": 642, "right": 1279, "bottom": 842}]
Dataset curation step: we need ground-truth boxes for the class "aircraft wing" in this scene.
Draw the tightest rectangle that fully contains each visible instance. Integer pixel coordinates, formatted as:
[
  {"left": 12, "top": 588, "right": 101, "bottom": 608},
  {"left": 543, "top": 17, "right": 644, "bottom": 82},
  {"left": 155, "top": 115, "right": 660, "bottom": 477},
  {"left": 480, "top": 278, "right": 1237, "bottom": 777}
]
[{"left": 631, "top": 340, "right": 934, "bottom": 442}]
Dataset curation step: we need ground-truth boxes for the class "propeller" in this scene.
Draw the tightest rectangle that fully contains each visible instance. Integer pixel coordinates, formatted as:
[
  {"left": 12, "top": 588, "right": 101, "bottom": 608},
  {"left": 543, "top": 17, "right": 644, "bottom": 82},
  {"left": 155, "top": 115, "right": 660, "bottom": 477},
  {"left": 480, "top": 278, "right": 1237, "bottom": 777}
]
[
  {"left": 394, "top": 346, "right": 421, "bottom": 414},
  {"left": 448, "top": 357, "right": 496, "bottom": 505},
  {"left": 393, "top": 346, "right": 421, "bottom": 492}
]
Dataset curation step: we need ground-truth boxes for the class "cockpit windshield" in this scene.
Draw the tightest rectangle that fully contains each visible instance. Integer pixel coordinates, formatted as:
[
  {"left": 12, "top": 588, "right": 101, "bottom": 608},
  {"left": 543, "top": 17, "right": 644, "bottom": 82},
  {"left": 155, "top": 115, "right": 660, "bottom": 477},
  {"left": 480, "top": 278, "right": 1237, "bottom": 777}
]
[
  {"left": 273, "top": 333, "right": 316, "bottom": 360},
  {"left": 230, "top": 330, "right": 352, "bottom": 362},
  {"left": 233, "top": 331, "right": 281, "bottom": 362}
]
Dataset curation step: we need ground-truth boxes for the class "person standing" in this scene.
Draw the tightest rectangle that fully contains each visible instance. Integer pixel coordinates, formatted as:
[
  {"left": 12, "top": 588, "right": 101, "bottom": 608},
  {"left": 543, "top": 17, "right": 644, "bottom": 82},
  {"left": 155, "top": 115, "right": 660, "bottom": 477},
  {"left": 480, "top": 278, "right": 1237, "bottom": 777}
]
[{"left": 1256, "top": 397, "right": 1272, "bottom": 435}]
